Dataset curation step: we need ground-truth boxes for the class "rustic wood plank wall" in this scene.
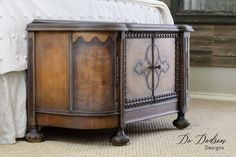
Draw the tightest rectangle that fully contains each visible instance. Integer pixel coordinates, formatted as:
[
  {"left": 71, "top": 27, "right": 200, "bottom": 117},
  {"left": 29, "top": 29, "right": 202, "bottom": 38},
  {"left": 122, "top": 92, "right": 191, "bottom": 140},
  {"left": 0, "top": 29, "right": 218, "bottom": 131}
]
[
  {"left": 162, "top": 0, "right": 236, "bottom": 67},
  {"left": 190, "top": 24, "right": 236, "bottom": 67}
]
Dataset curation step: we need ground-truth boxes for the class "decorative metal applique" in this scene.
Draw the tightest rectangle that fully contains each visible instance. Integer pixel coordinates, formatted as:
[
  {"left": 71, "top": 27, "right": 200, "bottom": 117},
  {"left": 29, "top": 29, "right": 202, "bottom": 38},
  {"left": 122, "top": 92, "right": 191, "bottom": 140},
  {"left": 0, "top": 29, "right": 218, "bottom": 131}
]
[
  {"left": 124, "top": 32, "right": 179, "bottom": 109},
  {"left": 134, "top": 45, "right": 169, "bottom": 91}
]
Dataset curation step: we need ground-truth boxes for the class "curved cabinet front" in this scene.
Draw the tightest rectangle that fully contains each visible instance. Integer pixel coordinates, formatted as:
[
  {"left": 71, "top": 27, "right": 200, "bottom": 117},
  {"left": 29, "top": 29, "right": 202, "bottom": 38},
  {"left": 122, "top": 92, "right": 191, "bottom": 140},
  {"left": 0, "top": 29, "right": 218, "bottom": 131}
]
[
  {"left": 31, "top": 31, "right": 120, "bottom": 129},
  {"left": 26, "top": 21, "right": 192, "bottom": 145}
]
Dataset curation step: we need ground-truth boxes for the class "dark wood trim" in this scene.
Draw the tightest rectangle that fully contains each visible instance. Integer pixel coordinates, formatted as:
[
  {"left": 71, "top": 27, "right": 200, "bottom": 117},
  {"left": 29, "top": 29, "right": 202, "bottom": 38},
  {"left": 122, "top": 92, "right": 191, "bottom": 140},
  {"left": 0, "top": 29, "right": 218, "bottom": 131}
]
[
  {"left": 178, "top": 32, "right": 190, "bottom": 114},
  {"left": 68, "top": 33, "right": 73, "bottom": 112},
  {"left": 26, "top": 32, "right": 35, "bottom": 127},
  {"left": 36, "top": 113, "right": 120, "bottom": 129},
  {"left": 32, "top": 32, "right": 36, "bottom": 126},
  {"left": 27, "top": 20, "right": 193, "bottom": 32},
  {"left": 27, "top": 20, "right": 128, "bottom": 31},
  {"left": 186, "top": 33, "right": 190, "bottom": 100},
  {"left": 126, "top": 24, "right": 193, "bottom": 32},
  {"left": 113, "top": 33, "right": 118, "bottom": 112},
  {"left": 124, "top": 99, "right": 178, "bottom": 124},
  {"left": 35, "top": 108, "right": 120, "bottom": 117},
  {"left": 119, "top": 32, "right": 126, "bottom": 128},
  {"left": 175, "top": 35, "right": 181, "bottom": 93}
]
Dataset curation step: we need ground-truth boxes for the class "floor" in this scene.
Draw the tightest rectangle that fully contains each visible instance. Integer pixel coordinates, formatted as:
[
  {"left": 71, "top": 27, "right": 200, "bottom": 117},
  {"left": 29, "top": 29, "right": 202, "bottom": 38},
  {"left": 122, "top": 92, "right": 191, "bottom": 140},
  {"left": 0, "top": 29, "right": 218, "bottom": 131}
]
[{"left": 0, "top": 99, "right": 235, "bottom": 157}]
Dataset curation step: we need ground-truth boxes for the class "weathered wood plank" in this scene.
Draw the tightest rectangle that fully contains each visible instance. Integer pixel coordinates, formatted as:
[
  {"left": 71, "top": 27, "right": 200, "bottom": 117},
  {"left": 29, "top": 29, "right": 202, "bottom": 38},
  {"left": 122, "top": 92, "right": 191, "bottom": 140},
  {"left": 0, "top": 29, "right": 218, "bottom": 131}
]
[
  {"left": 214, "top": 25, "right": 236, "bottom": 36},
  {"left": 191, "top": 46, "right": 213, "bottom": 52},
  {"left": 191, "top": 36, "right": 214, "bottom": 46},
  {"left": 189, "top": 24, "right": 236, "bottom": 67},
  {"left": 213, "top": 46, "right": 236, "bottom": 57},
  {"left": 214, "top": 36, "right": 236, "bottom": 45},
  {"left": 212, "top": 56, "right": 236, "bottom": 67},
  {"left": 190, "top": 25, "right": 214, "bottom": 50},
  {"left": 190, "top": 48, "right": 213, "bottom": 66},
  {"left": 191, "top": 24, "right": 214, "bottom": 33}
]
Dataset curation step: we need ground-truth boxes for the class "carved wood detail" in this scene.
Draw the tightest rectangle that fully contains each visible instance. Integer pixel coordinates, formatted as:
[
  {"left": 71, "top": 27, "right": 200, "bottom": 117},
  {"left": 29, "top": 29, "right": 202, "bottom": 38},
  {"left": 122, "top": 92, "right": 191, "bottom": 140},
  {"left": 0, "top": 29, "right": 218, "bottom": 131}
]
[
  {"left": 72, "top": 32, "right": 116, "bottom": 43},
  {"left": 26, "top": 20, "right": 192, "bottom": 145},
  {"left": 72, "top": 36, "right": 116, "bottom": 112},
  {"left": 124, "top": 32, "right": 180, "bottom": 109}
]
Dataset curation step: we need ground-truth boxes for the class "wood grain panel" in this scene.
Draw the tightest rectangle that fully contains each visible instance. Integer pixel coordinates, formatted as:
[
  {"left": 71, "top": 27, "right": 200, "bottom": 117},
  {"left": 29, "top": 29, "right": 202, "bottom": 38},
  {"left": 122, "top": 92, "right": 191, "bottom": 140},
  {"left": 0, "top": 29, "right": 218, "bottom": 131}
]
[
  {"left": 35, "top": 32, "right": 69, "bottom": 110},
  {"left": 190, "top": 48, "right": 212, "bottom": 66},
  {"left": 214, "top": 25, "right": 236, "bottom": 36},
  {"left": 73, "top": 32, "right": 115, "bottom": 112},
  {"left": 190, "top": 25, "right": 214, "bottom": 66},
  {"left": 212, "top": 56, "right": 236, "bottom": 67},
  {"left": 191, "top": 36, "right": 214, "bottom": 47},
  {"left": 212, "top": 25, "right": 236, "bottom": 67},
  {"left": 190, "top": 24, "right": 236, "bottom": 67},
  {"left": 213, "top": 46, "right": 236, "bottom": 57},
  {"left": 190, "top": 25, "right": 214, "bottom": 47},
  {"left": 191, "top": 25, "right": 214, "bottom": 33},
  {"left": 36, "top": 113, "right": 119, "bottom": 129}
]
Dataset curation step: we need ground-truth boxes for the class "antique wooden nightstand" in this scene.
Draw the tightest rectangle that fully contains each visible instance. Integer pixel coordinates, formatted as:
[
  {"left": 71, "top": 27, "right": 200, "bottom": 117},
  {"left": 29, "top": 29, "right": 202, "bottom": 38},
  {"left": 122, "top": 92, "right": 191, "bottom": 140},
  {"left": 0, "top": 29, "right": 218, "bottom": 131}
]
[{"left": 25, "top": 20, "right": 193, "bottom": 146}]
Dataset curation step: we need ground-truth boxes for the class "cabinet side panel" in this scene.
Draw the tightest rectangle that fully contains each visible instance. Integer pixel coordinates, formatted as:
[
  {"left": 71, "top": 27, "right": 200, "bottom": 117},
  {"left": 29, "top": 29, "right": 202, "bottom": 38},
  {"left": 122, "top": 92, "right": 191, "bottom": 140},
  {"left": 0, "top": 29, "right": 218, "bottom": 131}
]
[
  {"left": 73, "top": 32, "right": 115, "bottom": 112},
  {"left": 35, "top": 32, "right": 70, "bottom": 110}
]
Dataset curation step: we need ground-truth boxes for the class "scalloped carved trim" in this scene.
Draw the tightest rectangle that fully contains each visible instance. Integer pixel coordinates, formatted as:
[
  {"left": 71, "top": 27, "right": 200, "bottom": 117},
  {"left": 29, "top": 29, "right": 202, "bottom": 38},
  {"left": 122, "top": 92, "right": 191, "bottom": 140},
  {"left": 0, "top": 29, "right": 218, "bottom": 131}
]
[{"left": 72, "top": 32, "right": 115, "bottom": 43}]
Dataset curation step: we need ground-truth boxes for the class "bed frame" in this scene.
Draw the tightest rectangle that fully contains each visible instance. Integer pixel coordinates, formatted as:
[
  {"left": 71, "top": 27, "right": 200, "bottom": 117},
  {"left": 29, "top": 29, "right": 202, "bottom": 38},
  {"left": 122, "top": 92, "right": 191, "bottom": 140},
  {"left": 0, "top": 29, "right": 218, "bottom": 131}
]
[{"left": 25, "top": 20, "right": 193, "bottom": 146}]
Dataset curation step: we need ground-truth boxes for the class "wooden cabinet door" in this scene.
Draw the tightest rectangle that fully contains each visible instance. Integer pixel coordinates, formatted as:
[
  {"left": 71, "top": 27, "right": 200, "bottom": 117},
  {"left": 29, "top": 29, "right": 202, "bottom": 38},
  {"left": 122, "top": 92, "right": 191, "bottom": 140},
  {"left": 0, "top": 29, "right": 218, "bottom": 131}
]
[
  {"left": 125, "top": 36, "right": 154, "bottom": 107},
  {"left": 72, "top": 32, "right": 117, "bottom": 112},
  {"left": 35, "top": 32, "right": 70, "bottom": 111},
  {"left": 153, "top": 38, "right": 176, "bottom": 97},
  {"left": 124, "top": 32, "right": 177, "bottom": 108}
]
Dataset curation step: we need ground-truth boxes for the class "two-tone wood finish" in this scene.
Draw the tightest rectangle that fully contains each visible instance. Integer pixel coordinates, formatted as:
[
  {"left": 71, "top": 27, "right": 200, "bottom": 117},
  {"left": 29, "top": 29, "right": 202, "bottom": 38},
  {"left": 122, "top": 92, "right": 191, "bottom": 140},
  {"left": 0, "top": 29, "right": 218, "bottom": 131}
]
[{"left": 25, "top": 20, "right": 193, "bottom": 146}]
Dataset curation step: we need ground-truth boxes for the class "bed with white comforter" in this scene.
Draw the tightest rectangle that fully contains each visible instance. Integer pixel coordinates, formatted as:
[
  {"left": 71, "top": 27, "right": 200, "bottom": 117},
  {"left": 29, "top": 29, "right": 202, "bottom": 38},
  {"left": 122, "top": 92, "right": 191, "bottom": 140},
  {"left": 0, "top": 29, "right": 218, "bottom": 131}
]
[{"left": 0, "top": 0, "right": 173, "bottom": 144}]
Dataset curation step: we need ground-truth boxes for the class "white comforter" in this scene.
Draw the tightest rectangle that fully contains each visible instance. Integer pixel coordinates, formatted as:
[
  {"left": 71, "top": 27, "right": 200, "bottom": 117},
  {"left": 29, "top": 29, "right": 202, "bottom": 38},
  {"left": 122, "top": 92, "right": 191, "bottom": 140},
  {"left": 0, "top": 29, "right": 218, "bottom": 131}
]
[{"left": 0, "top": 0, "right": 173, "bottom": 144}]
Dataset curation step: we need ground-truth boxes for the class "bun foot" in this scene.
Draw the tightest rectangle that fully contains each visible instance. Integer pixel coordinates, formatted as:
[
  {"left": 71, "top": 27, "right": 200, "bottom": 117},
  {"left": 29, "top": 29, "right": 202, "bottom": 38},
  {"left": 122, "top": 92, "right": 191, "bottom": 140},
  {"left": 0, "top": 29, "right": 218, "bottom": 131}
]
[
  {"left": 25, "top": 128, "right": 44, "bottom": 142},
  {"left": 173, "top": 113, "right": 190, "bottom": 129},
  {"left": 110, "top": 128, "right": 129, "bottom": 146}
]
